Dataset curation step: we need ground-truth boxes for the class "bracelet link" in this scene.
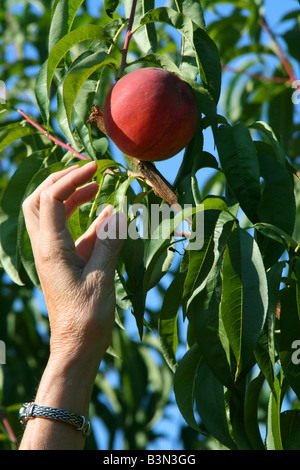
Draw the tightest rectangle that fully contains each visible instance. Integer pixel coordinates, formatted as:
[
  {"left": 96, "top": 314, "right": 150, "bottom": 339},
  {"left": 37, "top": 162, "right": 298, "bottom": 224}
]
[
  {"left": 76, "top": 415, "right": 91, "bottom": 437},
  {"left": 19, "top": 403, "right": 91, "bottom": 437}
]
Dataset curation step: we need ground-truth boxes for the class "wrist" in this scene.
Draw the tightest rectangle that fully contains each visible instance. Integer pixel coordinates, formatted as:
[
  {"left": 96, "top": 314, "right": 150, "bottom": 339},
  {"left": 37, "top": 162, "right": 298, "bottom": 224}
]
[
  {"left": 35, "top": 351, "right": 100, "bottom": 417},
  {"left": 49, "top": 330, "right": 111, "bottom": 366}
]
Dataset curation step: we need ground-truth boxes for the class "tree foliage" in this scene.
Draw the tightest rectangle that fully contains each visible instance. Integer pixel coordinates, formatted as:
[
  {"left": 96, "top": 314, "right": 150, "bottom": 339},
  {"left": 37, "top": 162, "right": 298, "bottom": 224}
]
[{"left": 0, "top": 0, "right": 300, "bottom": 450}]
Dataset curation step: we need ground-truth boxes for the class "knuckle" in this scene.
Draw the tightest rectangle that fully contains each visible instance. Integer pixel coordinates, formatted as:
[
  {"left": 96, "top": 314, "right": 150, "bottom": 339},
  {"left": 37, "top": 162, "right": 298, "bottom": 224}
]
[
  {"left": 45, "top": 173, "right": 57, "bottom": 186},
  {"left": 22, "top": 195, "right": 32, "bottom": 214},
  {"left": 40, "top": 186, "right": 54, "bottom": 203}
]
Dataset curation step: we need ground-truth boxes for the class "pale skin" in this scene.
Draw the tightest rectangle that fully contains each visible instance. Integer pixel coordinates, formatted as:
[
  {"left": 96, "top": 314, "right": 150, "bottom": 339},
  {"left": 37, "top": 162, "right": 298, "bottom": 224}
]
[{"left": 19, "top": 161, "right": 125, "bottom": 450}]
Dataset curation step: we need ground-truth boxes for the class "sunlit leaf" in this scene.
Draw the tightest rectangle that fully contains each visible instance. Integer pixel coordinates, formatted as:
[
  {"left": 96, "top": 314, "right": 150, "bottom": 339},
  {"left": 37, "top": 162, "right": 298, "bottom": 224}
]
[
  {"left": 62, "top": 51, "right": 118, "bottom": 134},
  {"left": 140, "top": 7, "right": 221, "bottom": 103},
  {"left": 216, "top": 122, "right": 261, "bottom": 223},
  {"left": 221, "top": 227, "right": 268, "bottom": 378},
  {"left": 48, "top": 0, "right": 85, "bottom": 52}
]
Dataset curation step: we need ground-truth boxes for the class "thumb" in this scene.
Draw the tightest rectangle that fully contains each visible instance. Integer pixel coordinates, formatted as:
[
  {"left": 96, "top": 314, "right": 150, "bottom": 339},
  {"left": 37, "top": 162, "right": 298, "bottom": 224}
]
[{"left": 84, "top": 211, "right": 127, "bottom": 277}]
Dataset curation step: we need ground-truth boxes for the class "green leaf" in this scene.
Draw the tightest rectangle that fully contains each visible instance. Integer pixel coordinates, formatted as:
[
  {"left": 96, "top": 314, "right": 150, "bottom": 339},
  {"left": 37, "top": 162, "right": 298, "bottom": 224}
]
[
  {"left": 254, "top": 261, "right": 286, "bottom": 391},
  {"left": 184, "top": 204, "right": 237, "bottom": 389},
  {"left": 158, "top": 271, "right": 185, "bottom": 372},
  {"left": 278, "top": 285, "right": 300, "bottom": 400},
  {"left": 187, "top": 264, "right": 234, "bottom": 390},
  {"left": 0, "top": 123, "right": 38, "bottom": 153},
  {"left": 35, "top": 60, "right": 49, "bottom": 125},
  {"left": 56, "top": 51, "right": 94, "bottom": 151},
  {"left": 183, "top": 199, "right": 236, "bottom": 299},
  {"left": 253, "top": 223, "right": 298, "bottom": 253},
  {"left": 295, "top": 259, "right": 300, "bottom": 320},
  {"left": 268, "top": 87, "right": 293, "bottom": 154},
  {"left": 125, "top": 0, "right": 157, "bottom": 55},
  {"left": 144, "top": 204, "right": 203, "bottom": 280},
  {"left": 173, "top": 343, "right": 202, "bottom": 432},
  {"left": 249, "top": 121, "right": 286, "bottom": 166},
  {"left": 140, "top": 7, "right": 221, "bottom": 103},
  {"left": 195, "top": 358, "right": 237, "bottom": 449},
  {"left": 48, "top": 0, "right": 85, "bottom": 52},
  {"left": 176, "top": 0, "right": 205, "bottom": 28},
  {"left": 43, "top": 25, "right": 114, "bottom": 124},
  {"left": 176, "top": 0, "right": 205, "bottom": 80},
  {"left": 62, "top": 51, "right": 118, "bottom": 134},
  {"left": 0, "top": 152, "right": 45, "bottom": 285},
  {"left": 229, "top": 380, "right": 252, "bottom": 449},
  {"left": 280, "top": 410, "right": 300, "bottom": 450},
  {"left": 283, "top": 26, "right": 300, "bottom": 63},
  {"left": 266, "top": 371, "right": 283, "bottom": 450},
  {"left": 129, "top": 52, "right": 181, "bottom": 74},
  {"left": 104, "top": 0, "right": 124, "bottom": 18},
  {"left": 244, "top": 373, "right": 265, "bottom": 449},
  {"left": 220, "top": 227, "right": 268, "bottom": 378},
  {"left": 257, "top": 151, "right": 296, "bottom": 268},
  {"left": 216, "top": 122, "right": 261, "bottom": 224}
]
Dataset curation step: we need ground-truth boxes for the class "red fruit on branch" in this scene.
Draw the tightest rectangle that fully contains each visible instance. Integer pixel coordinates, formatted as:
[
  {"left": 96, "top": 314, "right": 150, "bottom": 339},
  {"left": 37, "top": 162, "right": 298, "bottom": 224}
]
[{"left": 102, "top": 67, "right": 198, "bottom": 162}]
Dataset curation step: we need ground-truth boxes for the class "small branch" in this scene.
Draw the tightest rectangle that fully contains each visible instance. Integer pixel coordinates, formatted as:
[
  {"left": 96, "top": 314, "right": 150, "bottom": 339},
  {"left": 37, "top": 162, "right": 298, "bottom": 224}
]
[
  {"left": 17, "top": 109, "right": 88, "bottom": 161},
  {"left": 118, "top": 0, "right": 137, "bottom": 78},
  {"left": 0, "top": 410, "right": 17, "bottom": 446},
  {"left": 260, "top": 16, "right": 299, "bottom": 89},
  {"left": 222, "top": 64, "right": 291, "bottom": 84}
]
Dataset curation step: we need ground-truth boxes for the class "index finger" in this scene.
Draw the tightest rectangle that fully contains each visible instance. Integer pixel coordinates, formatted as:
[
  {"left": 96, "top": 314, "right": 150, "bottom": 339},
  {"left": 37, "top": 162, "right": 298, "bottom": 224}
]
[
  {"left": 22, "top": 164, "right": 80, "bottom": 242},
  {"left": 39, "top": 161, "right": 98, "bottom": 235}
]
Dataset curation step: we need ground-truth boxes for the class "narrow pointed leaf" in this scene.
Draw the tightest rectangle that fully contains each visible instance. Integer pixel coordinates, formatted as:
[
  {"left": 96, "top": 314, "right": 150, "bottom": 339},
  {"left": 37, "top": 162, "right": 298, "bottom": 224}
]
[
  {"left": 221, "top": 227, "right": 268, "bottom": 377},
  {"left": 48, "top": 0, "right": 85, "bottom": 52},
  {"left": 195, "top": 359, "right": 237, "bottom": 449},
  {"left": 266, "top": 372, "right": 283, "bottom": 450},
  {"left": 216, "top": 122, "right": 261, "bottom": 223},
  {"left": 45, "top": 25, "right": 114, "bottom": 120},
  {"left": 174, "top": 343, "right": 202, "bottom": 432},
  {"left": 0, "top": 152, "right": 45, "bottom": 285},
  {"left": 244, "top": 373, "right": 265, "bottom": 449},
  {"left": 158, "top": 271, "right": 185, "bottom": 372},
  {"left": 62, "top": 51, "right": 118, "bottom": 133}
]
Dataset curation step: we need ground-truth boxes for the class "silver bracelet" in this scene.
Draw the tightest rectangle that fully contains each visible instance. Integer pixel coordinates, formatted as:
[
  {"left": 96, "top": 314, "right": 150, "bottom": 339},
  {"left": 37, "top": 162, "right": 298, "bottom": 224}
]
[{"left": 19, "top": 403, "right": 91, "bottom": 437}]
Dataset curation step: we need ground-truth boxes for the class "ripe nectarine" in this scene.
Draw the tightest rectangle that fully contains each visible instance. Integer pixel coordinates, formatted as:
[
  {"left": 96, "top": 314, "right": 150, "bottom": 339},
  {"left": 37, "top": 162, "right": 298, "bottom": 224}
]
[{"left": 102, "top": 67, "right": 198, "bottom": 162}]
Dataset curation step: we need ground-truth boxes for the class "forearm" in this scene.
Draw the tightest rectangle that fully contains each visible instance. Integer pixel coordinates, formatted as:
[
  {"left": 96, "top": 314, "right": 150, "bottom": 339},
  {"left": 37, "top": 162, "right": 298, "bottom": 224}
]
[
  {"left": 19, "top": 164, "right": 123, "bottom": 450},
  {"left": 19, "top": 351, "right": 102, "bottom": 450}
]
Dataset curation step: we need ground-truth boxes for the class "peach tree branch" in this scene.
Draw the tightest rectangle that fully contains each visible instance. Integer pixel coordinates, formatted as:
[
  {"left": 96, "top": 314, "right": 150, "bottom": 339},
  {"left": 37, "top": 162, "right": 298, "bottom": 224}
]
[
  {"left": 118, "top": 0, "right": 137, "bottom": 78},
  {"left": 17, "top": 109, "right": 88, "bottom": 161},
  {"left": 222, "top": 64, "right": 291, "bottom": 84},
  {"left": 260, "top": 16, "right": 299, "bottom": 88}
]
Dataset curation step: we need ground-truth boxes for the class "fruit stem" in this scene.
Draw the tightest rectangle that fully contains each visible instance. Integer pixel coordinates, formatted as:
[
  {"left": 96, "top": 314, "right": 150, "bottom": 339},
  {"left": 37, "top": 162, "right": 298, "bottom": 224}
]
[{"left": 118, "top": 0, "right": 137, "bottom": 78}]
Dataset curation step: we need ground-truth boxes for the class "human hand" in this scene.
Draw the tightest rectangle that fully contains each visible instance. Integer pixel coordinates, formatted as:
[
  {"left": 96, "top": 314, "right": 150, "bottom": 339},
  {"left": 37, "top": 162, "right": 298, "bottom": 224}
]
[{"left": 22, "top": 161, "right": 125, "bottom": 364}]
